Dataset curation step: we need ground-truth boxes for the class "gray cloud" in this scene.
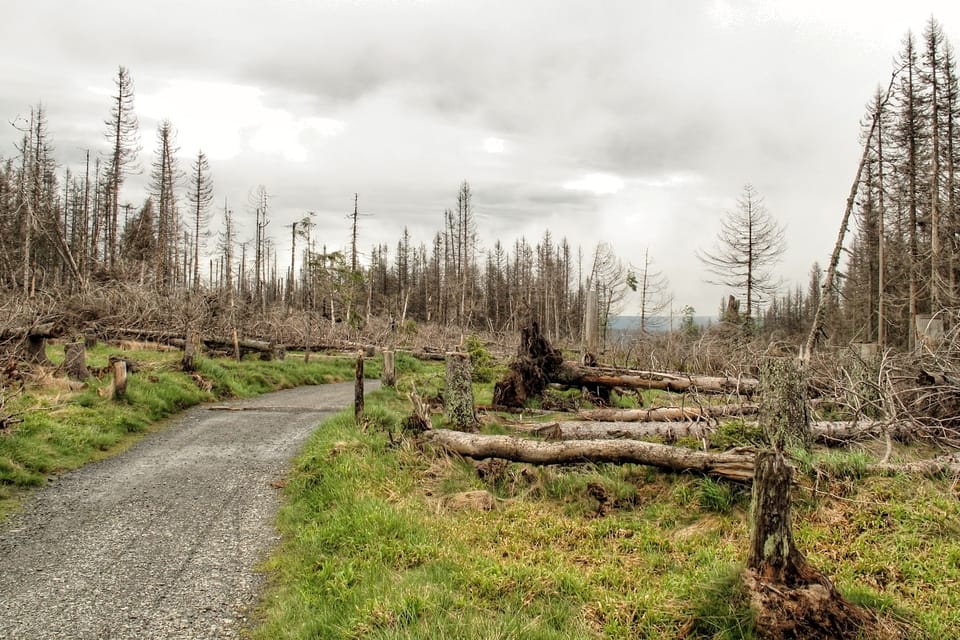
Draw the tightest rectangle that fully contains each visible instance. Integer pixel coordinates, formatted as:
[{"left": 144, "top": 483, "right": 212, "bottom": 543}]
[{"left": 3, "top": 0, "right": 960, "bottom": 313}]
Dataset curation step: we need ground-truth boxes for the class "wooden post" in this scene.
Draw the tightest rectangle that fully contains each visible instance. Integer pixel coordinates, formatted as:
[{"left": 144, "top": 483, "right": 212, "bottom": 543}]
[
  {"left": 111, "top": 357, "right": 128, "bottom": 400},
  {"left": 381, "top": 350, "right": 396, "bottom": 388},
  {"left": 231, "top": 327, "right": 241, "bottom": 361},
  {"left": 582, "top": 289, "right": 599, "bottom": 364},
  {"left": 181, "top": 331, "right": 197, "bottom": 372},
  {"left": 354, "top": 350, "right": 364, "bottom": 423},
  {"left": 445, "top": 351, "right": 478, "bottom": 432},
  {"left": 64, "top": 342, "right": 90, "bottom": 380}
]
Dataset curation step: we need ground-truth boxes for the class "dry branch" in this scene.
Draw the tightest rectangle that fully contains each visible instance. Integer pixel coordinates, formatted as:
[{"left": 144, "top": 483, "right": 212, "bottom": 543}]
[{"left": 423, "top": 428, "right": 755, "bottom": 482}]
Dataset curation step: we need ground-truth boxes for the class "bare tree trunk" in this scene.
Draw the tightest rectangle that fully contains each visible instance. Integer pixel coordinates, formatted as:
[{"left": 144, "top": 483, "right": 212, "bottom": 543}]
[
  {"left": 354, "top": 350, "right": 364, "bottom": 424},
  {"left": 111, "top": 358, "right": 128, "bottom": 399},
  {"left": 578, "top": 404, "right": 759, "bottom": 422},
  {"left": 424, "top": 429, "right": 755, "bottom": 482},
  {"left": 804, "top": 72, "right": 897, "bottom": 360},
  {"left": 381, "top": 349, "right": 396, "bottom": 388},
  {"left": 64, "top": 342, "right": 90, "bottom": 380},
  {"left": 760, "top": 358, "right": 811, "bottom": 451},
  {"left": 445, "top": 351, "right": 478, "bottom": 432}
]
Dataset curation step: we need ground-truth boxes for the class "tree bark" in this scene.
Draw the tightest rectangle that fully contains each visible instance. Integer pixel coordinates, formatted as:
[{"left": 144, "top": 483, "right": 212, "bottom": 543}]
[
  {"left": 423, "top": 429, "right": 755, "bottom": 482},
  {"left": 504, "top": 419, "right": 902, "bottom": 445},
  {"left": 381, "top": 349, "right": 396, "bottom": 388},
  {"left": 760, "top": 358, "right": 811, "bottom": 451},
  {"left": 578, "top": 404, "right": 759, "bottom": 422},
  {"left": 111, "top": 357, "right": 128, "bottom": 399},
  {"left": 555, "top": 363, "right": 759, "bottom": 396},
  {"left": 445, "top": 351, "right": 478, "bottom": 432},
  {"left": 354, "top": 350, "right": 364, "bottom": 424},
  {"left": 64, "top": 342, "right": 90, "bottom": 380},
  {"left": 181, "top": 330, "right": 197, "bottom": 372}
]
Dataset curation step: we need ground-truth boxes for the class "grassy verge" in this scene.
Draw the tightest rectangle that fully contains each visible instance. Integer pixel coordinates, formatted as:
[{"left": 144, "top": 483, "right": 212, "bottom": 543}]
[
  {"left": 0, "top": 343, "right": 369, "bottom": 517},
  {"left": 253, "top": 372, "right": 960, "bottom": 639}
]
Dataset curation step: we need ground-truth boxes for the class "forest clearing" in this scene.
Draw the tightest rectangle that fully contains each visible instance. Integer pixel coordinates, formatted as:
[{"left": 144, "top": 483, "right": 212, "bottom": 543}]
[{"left": 3, "top": 8, "right": 960, "bottom": 640}]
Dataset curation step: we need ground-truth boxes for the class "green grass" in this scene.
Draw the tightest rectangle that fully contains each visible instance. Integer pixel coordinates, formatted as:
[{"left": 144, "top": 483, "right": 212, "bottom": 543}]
[
  {"left": 0, "top": 343, "right": 369, "bottom": 517},
  {"left": 253, "top": 377, "right": 960, "bottom": 639}
]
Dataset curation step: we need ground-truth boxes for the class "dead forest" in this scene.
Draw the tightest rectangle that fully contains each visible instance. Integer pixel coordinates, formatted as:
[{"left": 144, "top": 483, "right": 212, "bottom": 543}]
[{"left": 3, "top": 16, "right": 960, "bottom": 640}]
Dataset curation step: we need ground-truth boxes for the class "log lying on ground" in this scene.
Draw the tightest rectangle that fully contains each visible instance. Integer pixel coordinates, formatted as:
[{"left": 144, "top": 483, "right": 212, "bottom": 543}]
[
  {"left": 554, "top": 362, "right": 760, "bottom": 396},
  {"left": 578, "top": 404, "right": 759, "bottom": 422},
  {"left": 866, "top": 454, "right": 960, "bottom": 477},
  {"left": 507, "top": 419, "right": 915, "bottom": 445},
  {"left": 113, "top": 329, "right": 279, "bottom": 358},
  {"left": 423, "top": 428, "right": 756, "bottom": 482}
]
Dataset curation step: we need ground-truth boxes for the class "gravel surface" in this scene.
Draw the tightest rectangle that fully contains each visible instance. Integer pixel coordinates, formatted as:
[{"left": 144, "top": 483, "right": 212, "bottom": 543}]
[{"left": 0, "top": 381, "right": 374, "bottom": 640}]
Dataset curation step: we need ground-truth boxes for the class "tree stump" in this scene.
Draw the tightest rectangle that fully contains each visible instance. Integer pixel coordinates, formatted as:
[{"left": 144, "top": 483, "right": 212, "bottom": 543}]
[
  {"left": 744, "top": 363, "right": 902, "bottom": 639},
  {"left": 24, "top": 335, "right": 52, "bottom": 366},
  {"left": 231, "top": 328, "right": 241, "bottom": 361},
  {"left": 354, "top": 350, "right": 364, "bottom": 424},
  {"left": 381, "top": 350, "right": 396, "bottom": 388},
  {"left": 760, "top": 357, "right": 811, "bottom": 451},
  {"left": 110, "top": 358, "right": 128, "bottom": 400},
  {"left": 445, "top": 351, "right": 478, "bottom": 432},
  {"left": 181, "top": 331, "right": 198, "bottom": 372},
  {"left": 64, "top": 342, "right": 90, "bottom": 380}
]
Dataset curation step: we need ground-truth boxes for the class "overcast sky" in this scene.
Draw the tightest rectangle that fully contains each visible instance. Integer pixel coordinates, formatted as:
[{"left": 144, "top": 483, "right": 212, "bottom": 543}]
[{"left": 2, "top": 0, "right": 960, "bottom": 316}]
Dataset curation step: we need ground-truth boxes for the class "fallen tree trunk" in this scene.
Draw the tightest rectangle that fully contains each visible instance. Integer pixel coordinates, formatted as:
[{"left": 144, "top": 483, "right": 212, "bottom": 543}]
[
  {"left": 0, "top": 322, "right": 59, "bottom": 340},
  {"left": 113, "top": 329, "right": 278, "bottom": 358},
  {"left": 578, "top": 404, "right": 759, "bottom": 422},
  {"left": 554, "top": 362, "right": 760, "bottom": 396},
  {"left": 504, "top": 419, "right": 913, "bottom": 446},
  {"left": 423, "top": 428, "right": 755, "bottom": 482},
  {"left": 866, "top": 454, "right": 960, "bottom": 477}
]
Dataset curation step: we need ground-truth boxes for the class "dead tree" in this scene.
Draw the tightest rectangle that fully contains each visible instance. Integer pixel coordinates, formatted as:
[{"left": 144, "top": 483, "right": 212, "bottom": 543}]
[
  {"left": 424, "top": 429, "right": 755, "bottom": 482},
  {"left": 445, "top": 351, "right": 478, "bottom": 432},
  {"left": 381, "top": 349, "right": 396, "bottom": 388},
  {"left": 744, "top": 357, "right": 897, "bottom": 638},
  {"left": 64, "top": 342, "right": 90, "bottom": 380}
]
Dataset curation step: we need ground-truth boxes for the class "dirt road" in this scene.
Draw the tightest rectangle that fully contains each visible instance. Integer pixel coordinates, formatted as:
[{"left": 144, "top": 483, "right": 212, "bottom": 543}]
[{"left": 0, "top": 382, "right": 374, "bottom": 640}]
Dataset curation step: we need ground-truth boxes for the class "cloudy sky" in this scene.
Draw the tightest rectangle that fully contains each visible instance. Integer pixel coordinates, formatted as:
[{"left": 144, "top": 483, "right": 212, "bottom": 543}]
[{"left": 2, "top": 0, "right": 960, "bottom": 316}]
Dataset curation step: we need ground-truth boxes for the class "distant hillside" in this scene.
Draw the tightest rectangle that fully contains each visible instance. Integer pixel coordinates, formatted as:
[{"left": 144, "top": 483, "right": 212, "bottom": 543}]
[{"left": 608, "top": 315, "right": 714, "bottom": 333}]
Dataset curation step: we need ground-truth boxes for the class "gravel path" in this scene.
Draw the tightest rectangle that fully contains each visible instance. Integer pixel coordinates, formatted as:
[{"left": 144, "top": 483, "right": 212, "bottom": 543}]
[{"left": 0, "top": 382, "right": 374, "bottom": 640}]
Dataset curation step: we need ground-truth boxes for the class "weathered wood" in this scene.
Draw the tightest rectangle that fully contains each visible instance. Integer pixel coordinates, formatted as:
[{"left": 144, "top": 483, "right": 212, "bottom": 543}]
[
  {"left": 181, "top": 331, "right": 198, "bottom": 372},
  {"left": 354, "top": 350, "right": 364, "bottom": 423},
  {"left": 0, "top": 322, "right": 59, "bottom": 340},
  {"left": 747, "top": 450, "right": 807, "bottom": 580},
  {"left": 578, "top": 404, "right": 759, "bottom": 422},
  {"left": 582, "top": 288, "right": 599, "bottom": 363},
  {"left": 445, "top": 351, "right": 478, "bottom": 432},
  {"left": 866, "top": 454, "right": 960, "bottom": 477},
  {"left": 423, "top": 429, "right": 755, "bottom": 482},
  {"left": 381, "top": 349, "right": 396, "bottom": 388},
  {"left": 555, "top": 363, "right": 760, "bottom": 396},
  {"left": 745, "top": 451, "right": 899, "bottom": 637},
  {"left": 231, "top": 328, "right": 241, "bottom": 361},
  {"left": 111, "top": 357, "right": 128, "bottom": 399},
  {"left": 64, "top": 342, "right": 90, "bottom": 380},
  {"left": 505, "top": 419, "right": 898, "bottom": 446},
  {"left": 510, "top": 420, "right": 710, "bottom": 442},
  {"left": 760, "top": 358, "right": 811, "bottom": 450}
]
